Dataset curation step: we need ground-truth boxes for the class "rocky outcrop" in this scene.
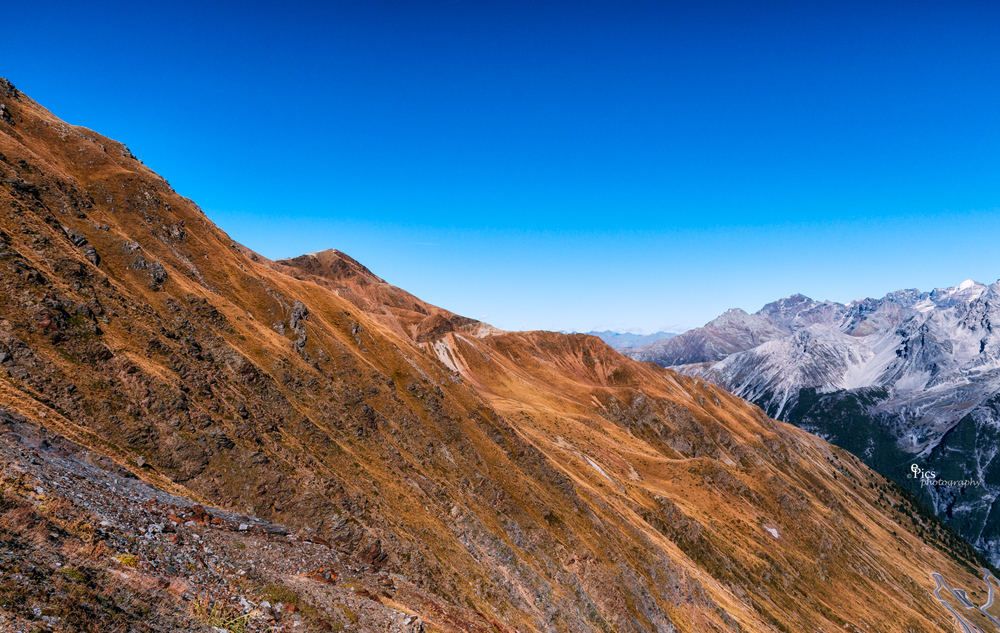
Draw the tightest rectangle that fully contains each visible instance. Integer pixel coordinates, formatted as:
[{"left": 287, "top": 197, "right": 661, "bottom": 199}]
[
  {"left": 289, "top": 300, "right": 308, "bottom": 348},
  {"left": 414, "top": 313, "right": 454, "bottom": 342}
]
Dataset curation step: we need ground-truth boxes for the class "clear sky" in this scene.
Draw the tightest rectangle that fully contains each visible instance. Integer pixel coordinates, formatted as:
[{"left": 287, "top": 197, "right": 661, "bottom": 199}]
[{"left": 5, "top": 1, "right": 1000, "bottom": 332}]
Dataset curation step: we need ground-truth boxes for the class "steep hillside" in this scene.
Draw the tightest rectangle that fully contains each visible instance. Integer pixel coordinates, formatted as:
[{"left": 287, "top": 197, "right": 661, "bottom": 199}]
[{"left": 0, "top": 77, "right": 997, "bottom": 632}]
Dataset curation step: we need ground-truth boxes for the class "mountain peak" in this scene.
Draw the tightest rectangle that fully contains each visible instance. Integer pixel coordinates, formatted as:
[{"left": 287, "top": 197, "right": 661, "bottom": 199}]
[
  {"left": 760, "top": 292, "right": 818, "bottom": 310},
  {"left": 958, "top": 278, "right": 978, "bottom": 290},
  {"left": 921, "top": 278, "right": 988, "bottom": 307},
  {"left": 784, "top": 292, "right": 814, "bottom": 302},
  {"left": 277, "top": 248, "right": 385, "bottom": 284},
  {"left": 708, "top": 307, "right": 759, "bottom": 327}
]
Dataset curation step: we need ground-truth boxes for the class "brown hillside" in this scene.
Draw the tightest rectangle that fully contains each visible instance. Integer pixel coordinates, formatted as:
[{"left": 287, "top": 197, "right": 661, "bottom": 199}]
[{"left": 0, "top": 76, "right": 993, "bottom": 632}]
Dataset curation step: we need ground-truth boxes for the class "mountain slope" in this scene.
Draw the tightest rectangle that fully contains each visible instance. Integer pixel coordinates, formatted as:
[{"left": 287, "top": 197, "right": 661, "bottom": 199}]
[
  {"left": 626, "top": 309, "right": 787, "bottom": 366},
  {"left": 637, "top": 280, "right": 1000, "bottom": 566},
  {"left": 0, "top": 77, "right": 996, "bottom": 632}
]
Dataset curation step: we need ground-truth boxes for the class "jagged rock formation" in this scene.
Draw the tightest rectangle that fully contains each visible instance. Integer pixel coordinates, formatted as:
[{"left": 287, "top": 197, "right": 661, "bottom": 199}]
[{"left": 0, "top": 77, "right": 996, "bottom": 631}]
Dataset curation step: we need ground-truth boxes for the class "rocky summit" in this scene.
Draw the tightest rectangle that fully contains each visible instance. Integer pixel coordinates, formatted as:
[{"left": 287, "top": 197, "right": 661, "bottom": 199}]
[{"left": 0, "top": 77, "right": 998, "bottom": 632}]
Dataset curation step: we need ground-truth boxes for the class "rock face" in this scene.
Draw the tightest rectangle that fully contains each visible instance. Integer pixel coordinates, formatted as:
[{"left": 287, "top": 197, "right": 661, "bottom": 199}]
[
  {"left": 630, "top": 280, "right": 1000, "bottom": 564},
  {"left": 0, "top": 78, "right": 996, "bottom": 632}
]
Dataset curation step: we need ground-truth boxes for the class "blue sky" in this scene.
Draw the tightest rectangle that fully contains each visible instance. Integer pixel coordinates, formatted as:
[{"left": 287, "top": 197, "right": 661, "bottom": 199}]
[{"left": 5, "top": 1, "right": 1000, "bottom": 331}]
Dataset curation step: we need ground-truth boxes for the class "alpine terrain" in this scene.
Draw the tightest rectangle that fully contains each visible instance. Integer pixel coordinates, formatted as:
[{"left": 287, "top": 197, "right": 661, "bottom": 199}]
[
  {"left": 2, "top": 77, "right": 1000, "bottom": 632},
  {"left": 626, "top": 280, "right": 1000, "bottom": 567}
]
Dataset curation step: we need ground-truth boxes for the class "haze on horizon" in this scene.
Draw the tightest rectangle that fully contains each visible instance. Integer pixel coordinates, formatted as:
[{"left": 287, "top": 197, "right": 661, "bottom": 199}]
[{"left": 5, "top": 0, "right": 999, "bottom": 333}]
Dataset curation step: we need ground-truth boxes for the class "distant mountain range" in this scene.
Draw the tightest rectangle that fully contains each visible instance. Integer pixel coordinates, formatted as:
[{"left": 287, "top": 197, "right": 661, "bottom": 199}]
[
  {"left": 579, "top": 329, "right": 677, "bottom": 350},
  {"left": 625, "top": 279, "right": 1000, "bottom": 564}
]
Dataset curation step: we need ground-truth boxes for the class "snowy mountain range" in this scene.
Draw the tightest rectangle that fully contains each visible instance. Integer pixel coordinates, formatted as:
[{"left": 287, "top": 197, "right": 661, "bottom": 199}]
[{"left": 625, "top": 279, "right": 1000, "bottom": 564}]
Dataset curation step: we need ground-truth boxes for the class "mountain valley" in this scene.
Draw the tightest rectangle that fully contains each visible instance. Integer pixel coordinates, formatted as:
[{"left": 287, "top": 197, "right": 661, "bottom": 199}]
[{"left": 626, "top": 280, "right": 1000, "bottom": 568}]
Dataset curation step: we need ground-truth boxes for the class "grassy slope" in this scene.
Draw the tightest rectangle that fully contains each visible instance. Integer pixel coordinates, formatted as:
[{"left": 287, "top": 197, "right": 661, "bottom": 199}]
[{"left": 0, "top": 77, "right": 993, "bottom": 631}]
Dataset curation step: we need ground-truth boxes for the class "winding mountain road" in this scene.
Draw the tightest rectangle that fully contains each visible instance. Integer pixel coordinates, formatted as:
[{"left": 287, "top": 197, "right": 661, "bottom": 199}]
[
  {"left": 983, "top": 569, "right": 999, "bottom": 610},
  {"left": 978, "top": 570, "right": 1000, "bottom": 629},
  {"left": 932, "top": 571, "right": 997, "bottom": 633},
  {"left": 934, "top": 573, "right": 981, "bottom": 633}
]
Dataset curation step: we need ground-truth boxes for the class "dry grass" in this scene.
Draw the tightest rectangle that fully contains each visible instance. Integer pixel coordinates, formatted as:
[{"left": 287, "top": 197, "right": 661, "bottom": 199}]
[
  {"left": 190, "top": 597, "right": 252, "bottom": 633},
  {"left": 0, "top": 493, "right": 183, "bottom": 631}
]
